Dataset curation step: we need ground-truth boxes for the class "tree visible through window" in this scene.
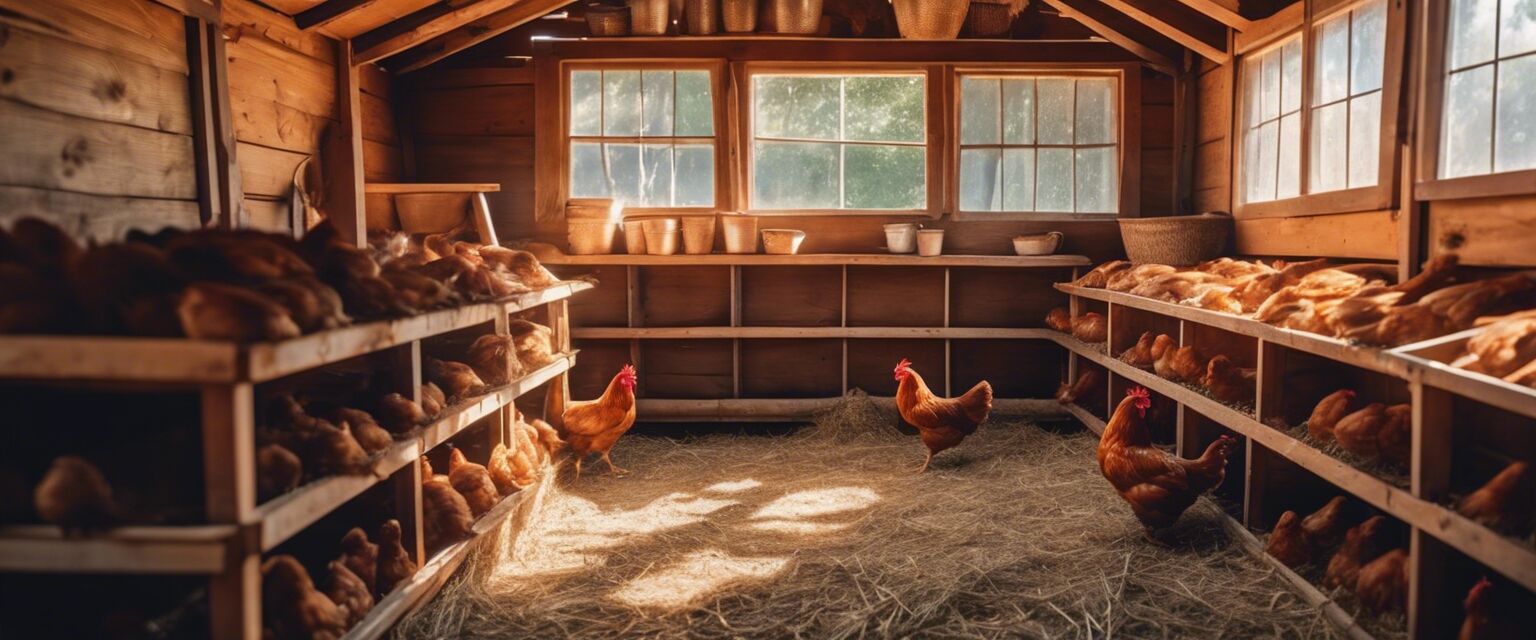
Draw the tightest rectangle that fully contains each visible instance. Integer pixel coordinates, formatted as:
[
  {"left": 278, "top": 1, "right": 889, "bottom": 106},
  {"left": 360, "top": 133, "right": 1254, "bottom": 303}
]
[
  {"left": 568, "top": 69, "right": 715, "bottom": 207},
  {"left": 750, "top": 74, "right": 927, "bottom": 210},
  {"left": 1441, "top": 0, "right": 1536, "bottom": 178},
  {"left": 1242, "top": 37, "right": 1303, "bottom": 203},
  {"left": 957, "top": 75, "right": 1118, "bottom": 214}
]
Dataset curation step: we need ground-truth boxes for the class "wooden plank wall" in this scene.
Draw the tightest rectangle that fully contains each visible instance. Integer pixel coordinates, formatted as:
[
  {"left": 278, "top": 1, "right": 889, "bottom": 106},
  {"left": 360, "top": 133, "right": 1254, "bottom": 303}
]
[{"left": 0, "top": 0, "right": 201, "bottom": 241}]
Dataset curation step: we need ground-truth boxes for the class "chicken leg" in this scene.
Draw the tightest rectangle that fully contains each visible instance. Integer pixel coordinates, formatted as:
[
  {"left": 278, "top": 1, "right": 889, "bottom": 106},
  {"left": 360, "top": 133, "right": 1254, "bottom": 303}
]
[
  {"left": 915, "top": 450, "right": 934, "bottom": 474},
  {"left": 602, "top": 452, "right": 629, "bottom": 476}
]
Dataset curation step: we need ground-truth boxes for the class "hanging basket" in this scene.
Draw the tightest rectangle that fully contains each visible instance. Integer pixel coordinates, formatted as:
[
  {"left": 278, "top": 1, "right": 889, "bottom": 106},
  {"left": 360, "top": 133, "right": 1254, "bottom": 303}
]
[{"left": 1118, "top": 213, "right": 1233, "bottom": 266}]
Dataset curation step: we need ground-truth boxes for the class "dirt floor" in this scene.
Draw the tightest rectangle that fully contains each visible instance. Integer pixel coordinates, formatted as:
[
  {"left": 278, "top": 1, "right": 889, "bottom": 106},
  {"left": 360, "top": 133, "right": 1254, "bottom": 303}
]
[{"left": 400, "top": 395, "right": 1366, "bottom": 639}]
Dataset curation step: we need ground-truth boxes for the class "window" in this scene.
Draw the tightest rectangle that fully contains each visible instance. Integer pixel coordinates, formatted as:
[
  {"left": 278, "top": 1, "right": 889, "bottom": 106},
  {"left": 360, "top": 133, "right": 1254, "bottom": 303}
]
[
  {"left": 1310, "top": 0, "right": 1387, "bottom": 192},
  {"left": 1241, "top": 37, "right": 1303, "bottom": 203},
  {"left": 1440, "top": 0, "right": 1536, "bottom": 178},
  {"left": 957, "top": 74, "right": 1119, "bottom": 214},
  {"left": 568, "top": 68, "right": 715, "bottom": 207},
  {"left": 749, "top": 73, "right": 926, "bottom": 210}
]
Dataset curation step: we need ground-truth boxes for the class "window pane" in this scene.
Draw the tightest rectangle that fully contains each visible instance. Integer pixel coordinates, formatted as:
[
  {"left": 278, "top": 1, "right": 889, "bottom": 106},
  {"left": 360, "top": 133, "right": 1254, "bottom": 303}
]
[
  {"left": 960, "top": 77, "right": 1000, "bottom": 145},
  {"left": 1351, "top": 1, "right": 1386, "bottom": 94},
  {"left": 844, "top": 145, "right": 925, "bottom": 209},
  {"left": 1310, "top": 102, "right": 1348, "bottom": 192},
  {"left": 1495, "top": 55, "right": 1536, "bottom": 172},
  {"left": 754, "top": 76, "right": 839, "bottom": 140},
  {"left": 1002, "top": 79, "right": 1035, "bottom": 144},
  {"left": 1441, "top": 67, "right": 1495, "bottom": 178},
  {"left": 1499, "top": 0, "right": 1536, "bottom": 58},
  {"left": 1261, "top": 51, "right": 1282, "bottom": 120},
  {"left": 641, "top": 71, "right": 674, "bottom": 137},
  {"left": 845, "top": 76, "right": 924, "bottom": 143},
  {"left": 1243, "top": 127, "right": 1264, "bottom": 203},
  {"left": 1282, "top": 38, "right": 1303, "bottom": 113},
  {"left": 1255, "top": 120, "right": 1279, "bottom": 201},
  {"left": 638, "top": 144, "right": 673, "bottom": 206},
  {"left": 1244, "top": 58, "right": 1264, "bottom": 127},
  {"left": 959, "top": 148, "right": 1001, "bottom": 211},
  {"left": 1316, "top": 16, "right": 1349, "bottom": 104},
  {"left": 1348, "top": 93, "right": 1382, "bottom": 188},
  {"left": 603, "top": 71, "right": 641, "bottom": 136},
  {"left": 753, "top": 141, "right": 838, "bottom": 208},
  {"left": 569, "top": 142, "right": 609, "bottom": 197},
  {"left": 1076, "top": 78, "right": 1116, "bottom": 144},
  {"left": 676, "top": 71, "right": 714, "bottom": 136},
  {"left": 570, "top": 71, "right": 602, "bottom": 136},
  {"left": 604, "top": 143, "right": 642, "bottom": 203},
  {"left": 1075, "top": 147, "right": 1116, "bottom": 213},
  {"left": 675, "top": 145, "right": 715, "bottom": 206},
  {"left": 1278, "top": 113, "right": 1302, "bottom": 198},
  {"left": 1449, "top": 0, "right": 1497, "bottom": 69},
  {"left": 1002, "top": 148, "right": 1036, "bottom": 211},
  {"left": 1037, "top": 78, "right": 1076, "bottom": 144},
  {"left": 1036, "top": 148, "right": 1074, "bottom": 211}
]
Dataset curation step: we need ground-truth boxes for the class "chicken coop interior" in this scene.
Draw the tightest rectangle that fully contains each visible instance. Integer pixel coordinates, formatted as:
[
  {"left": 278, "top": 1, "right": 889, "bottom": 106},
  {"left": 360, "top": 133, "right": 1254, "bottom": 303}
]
[{"left": 4, "top": 0, "right": 1536, "bottom": 638}]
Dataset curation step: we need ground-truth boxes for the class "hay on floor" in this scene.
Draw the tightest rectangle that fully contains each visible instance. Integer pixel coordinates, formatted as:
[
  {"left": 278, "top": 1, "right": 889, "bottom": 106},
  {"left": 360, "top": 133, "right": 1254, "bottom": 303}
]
[{"left": 400, "top": 393, "right": 1365, "bottom": 639}]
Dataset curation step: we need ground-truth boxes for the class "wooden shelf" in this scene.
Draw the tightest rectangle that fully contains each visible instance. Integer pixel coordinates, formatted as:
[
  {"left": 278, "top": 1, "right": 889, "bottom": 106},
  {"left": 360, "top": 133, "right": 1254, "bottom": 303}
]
[
  {"left": 1060, "top": 402, "right": 1106, "bottom": 436},
  {"left": 0, "top": 525, "right": 236, "bottom": 574},
  {"left": 1391, "top": 329, "right": 1536, "bottom": 419},
  {"left": 542, "top": 253, "right": 1091, "bottom": 268},
  {"left": 1214, "top": 507, "right": 1376, "bottom": 640},
  {"left": 364, "top": 182, "right": 500, "bottom": 194},
  {"left": 575, "top": 327, "right": 1059, "bottom": 340},
  {"left": 419, "top": 353, "right": 577, "bottom": 452}
]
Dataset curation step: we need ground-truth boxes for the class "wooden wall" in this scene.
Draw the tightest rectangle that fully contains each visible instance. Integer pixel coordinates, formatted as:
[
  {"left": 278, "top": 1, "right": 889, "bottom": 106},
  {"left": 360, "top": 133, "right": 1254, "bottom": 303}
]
[{"left": 0, "top": 0, "right": 201, "bottom": 241}]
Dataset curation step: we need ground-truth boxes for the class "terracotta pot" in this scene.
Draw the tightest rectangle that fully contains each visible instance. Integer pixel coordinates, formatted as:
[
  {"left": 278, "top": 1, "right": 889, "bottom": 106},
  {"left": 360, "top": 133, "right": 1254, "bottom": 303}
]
[
  {"left": 568, "top": 220, "right": 619, "bottom": 255},
  {"left": 883, "top": 223, "right": 919, "bottom": 254},
  {"left": 917, "top": 229, "right": 946, "bottom": 257},
  {"left": 891, "top": 0, "right": 967, "bottom": 39},
  {"left": 623, "top": 220, "right": 648, "bottom": 254},
  {"left": 681, "top": 215, "right": 718, "bottom": 254},
  {"left": 721, "top": 214, "right": 759, "bottom": 253},
  {"left": 761, "top": 229, "right": 806, "bottom": 255},
  {"left": 643, "top": 218, "right": 681, "bottom": 255}
]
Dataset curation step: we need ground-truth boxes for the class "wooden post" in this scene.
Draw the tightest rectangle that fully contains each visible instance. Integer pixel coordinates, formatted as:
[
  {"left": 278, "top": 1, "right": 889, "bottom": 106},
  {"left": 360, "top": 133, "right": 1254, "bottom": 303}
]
[
  {"left": 1255, "top": 340, "right": 1287, "bottom": 425},
  {"left": 203, "top": 381, "right": 259, "bottom": 640},
  {"left": 393, "top": 459, "right": 427, "bottom": 565},
  {"left": 331, "top": 40, "right": 367, "bottom": 247},
  {"left": 184, "top": 15, "right": 241, "bottom": 228},
  {"left": 1409, "top": 528, "right": 1454, "bottom": 639},
  {"left": 1412, "top": 383, "right": 1454, "bottom": 503},
  {"left": 209, "top": 538, "right": 261, "bottom": 640},
  {"left": 389, "top": 341, "right": 424, "bottom": 404},
  {"left": 1243, "top": 438, "right": 1270, "bottom": 530}
]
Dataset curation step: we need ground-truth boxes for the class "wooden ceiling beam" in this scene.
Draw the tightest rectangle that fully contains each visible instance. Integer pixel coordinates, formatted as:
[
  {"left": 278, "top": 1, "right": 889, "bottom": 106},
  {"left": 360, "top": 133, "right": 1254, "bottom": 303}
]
[
  {"left": 295, "top": 0, "right": 374, "bottom": 30},
  {"left": 1039, "top": 0, "right": 1180, "bottom": 75},
  {"left": 386, "top": 0, "right": 571, "bottom": 73},
  {"left": 1174, "top": 0, "right": 1252, "bottom": 31},
  {"left": 1100, "top": 0, "right": 1229, "bottom": 64},
  {"left": 350, "top": 0, "right": 516, "bottom": 66}
]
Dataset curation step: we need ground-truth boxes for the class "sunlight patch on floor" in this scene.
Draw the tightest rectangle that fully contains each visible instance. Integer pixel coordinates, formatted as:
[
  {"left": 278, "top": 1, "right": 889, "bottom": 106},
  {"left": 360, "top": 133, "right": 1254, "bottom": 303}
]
[
  {"left": 703, "top": 478, "right": 763, "bottom": 494},
  {"left": 746, "top": 519, "right": 853, "bottom": 535},
  {"left": 608, "top": 548, "right": 789, "bottom": 610},
  {"left": 750, "top": 486, "right": 881, "bottom": 521}
]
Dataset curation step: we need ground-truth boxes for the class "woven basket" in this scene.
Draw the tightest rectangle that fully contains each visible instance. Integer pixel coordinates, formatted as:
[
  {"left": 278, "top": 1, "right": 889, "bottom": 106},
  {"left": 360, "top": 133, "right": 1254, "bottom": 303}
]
[
  {"left": 586, "top": 4, "right": 631, "bottom": 36},
  {"left": 1118, "top": 213, "right": 1232, "bottom": 266},
  {"left": 892, "top": 0, "right": 968, "bottom": 39},
  {"left": 964, "top": 0, "right": 1013, "bottom": 37}
]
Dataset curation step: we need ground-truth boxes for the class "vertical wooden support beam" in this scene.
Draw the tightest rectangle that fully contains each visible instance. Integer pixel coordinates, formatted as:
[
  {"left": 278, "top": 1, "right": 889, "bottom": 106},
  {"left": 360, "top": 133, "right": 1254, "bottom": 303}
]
[
  {"left": 731, "top": 265, "right": 742, "bottom": 398},
  {"left": 471, "top": 192, "right": 500, "bottom": 246},
  {"left": 388, "top": 341, "right": 424, "bottom": 404},
  {"left": 209, "top": 540, "right": 261, "bottom": 640},
  {"left": 1412, "top": 383, "right": 1454, "bottom": 502},
  {"left": 393, "top": 458, "right": 427, "bottom": 565},
  {"left": 626, "top": 265, "right": 643, "bottom": 399},
  {"left": 547, "top": 298, "right": 572, "bottom": 422},
  {"left": 331, "top": 40, "right": 367, "bottom": 247},
  {"left": 184, "top": 16, "right": 242, "bottom": 228},
  {"left": 1244, "top": 439, "right": 1270, "bottom": 529},
  {"left": 1409, "top": 528, "right": 1454, "bottom": 639},
  {"left": 1255, "top": 340, "right": 1288, "bottom": 425},
  {"left": 203, "top": 383, "right": 256, "bottom": 522},
  {"left": 1175, "top": 402, "right": 1192, "bottom": 458}
]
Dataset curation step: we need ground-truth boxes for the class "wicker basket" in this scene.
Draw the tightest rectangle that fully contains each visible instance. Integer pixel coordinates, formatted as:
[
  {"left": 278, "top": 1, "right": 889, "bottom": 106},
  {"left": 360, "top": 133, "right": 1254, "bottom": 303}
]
[
  {"left": 586, "top": 4, "right": 631, "bottom": 36},
  {"left": 964, "top": 0, "right": 1014, "bottom": 38},
  {"left": 1118, "top": 213, "right": 1232, "bottom": 266},
  {"left": 892, "top": 0, "right": 968, "bottom": 39}
]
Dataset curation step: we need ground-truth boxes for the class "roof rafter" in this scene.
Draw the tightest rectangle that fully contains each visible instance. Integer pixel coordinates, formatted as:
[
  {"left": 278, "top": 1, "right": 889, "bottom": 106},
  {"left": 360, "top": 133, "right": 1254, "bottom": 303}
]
[
  {"left": 1101, "top": 0, "right": 1229, "bottom": 63},
  {"left": 295, "top": 0, "right": 375, "bottom": 30},
  {"left": 1039, "top": 0, "right": 1180, "bottom": 75},
  {"left": 385, "top": 0, "right": 571, "bottom": 73},
  {"left": 1174, "top": 0, "right": 1253, "bottom": 32},
  {"left": 350, "top": 0, "right": 516, "bottom": 66}
]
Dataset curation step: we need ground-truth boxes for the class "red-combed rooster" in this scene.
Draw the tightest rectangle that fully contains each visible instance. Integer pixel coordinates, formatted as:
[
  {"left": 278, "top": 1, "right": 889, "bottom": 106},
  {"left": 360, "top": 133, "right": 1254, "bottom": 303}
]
[
  {"left": 560, "top": 364, "right": 638, "bottom": 476},
  {"left": 1098, "top": 386, "right": 1237, "bottom": 537},
  {"left": 893, "top": 359, "right": 992, "bottom": 473}
]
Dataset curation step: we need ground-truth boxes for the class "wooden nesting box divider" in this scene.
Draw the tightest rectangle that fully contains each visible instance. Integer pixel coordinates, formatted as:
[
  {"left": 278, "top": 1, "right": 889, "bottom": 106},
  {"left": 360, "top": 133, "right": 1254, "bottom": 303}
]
[{"left": 0, "top": 284, "right": 590, "bottom": 640}]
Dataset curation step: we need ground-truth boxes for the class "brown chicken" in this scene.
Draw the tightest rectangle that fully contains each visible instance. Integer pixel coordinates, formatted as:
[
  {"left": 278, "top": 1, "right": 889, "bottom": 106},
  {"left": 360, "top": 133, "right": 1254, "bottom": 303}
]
[
  {"left": 177, "top": 282, "right": 301, "bottom": 342},
  {"left": 324, "top": 560, "right": 373, "bottom": 627},
  {"left": 1459, "top": 577, "right": 1524, "bottom": 640},
  {"left": 1107, "top": 264, "right": 1177, "bottom": 292},
  {"left": 375, "top": 519, "right": 417, "bottom": 596},
  {"left": 509, "top": 319, "right": 557, "bottom": 371},
  {"left": 254, "top": 275, "right": 349, "bottom": 334},
  {"left": 1074, "top": 260, "right": 1131, "bottom": 288},
  {"left": 66, "top": 242, "right": 185, "bottom": 336},
  {"left": 1098, "top": 388, "right": 1236, "bottom": 534},
  {"left": 465, "top": 334, "right": 521, "bottom": 386},
  {"left": 1334, "top": 403, "right": 1411, "bottom": 466},
  {"left": 257, "top": 444, "right": 303, "bottom": 502},
  {"left": 1457, "top": 461, "right": 1533, "bottom": 533},
  {"left": 336, "top": 527, "right": 378, "bottom": 596},
  {"left": 34, "top": 455, "right": 117, "bottom": 536},
  {"left": 332, "top": 407, "right": 393, "bottom": 455},
  {"left": 1071, "top": 312, "right": 1108, "bottom": 343},
  {"left": 529, "top": 418, "right": 566, "bottom": 458},
  {"left": 1265, "top": 510, "right": 1313, "bottom": 568},
  {"left": 1204, "top": 355, "right": 1256, "bottom": 405},
  {"left": 506, "top": 425, "right": 541, "bottom": 489},
  {"left": 381, "top": 263, "right": 459, "bottom": 311},
  {"left": 894, "top": 359, "right": 993, "bottom": 473},
  {"left": 302, "top": 419, "right": 373, "bottom": 477},
  {"left": 487, "top": 442, "right": 518, "bottom": 496},
  {"left": 1045, "top": 307, "right": 1073, "bottom": 332},
  {"left": 1301, "top": 496, "right": 1351, "bottom": 549},
  {"left": 376, "top": 392, "right": 428, "bottom": 433},
  {"left": 1149, "top": 334, "right": 1179, "bottom": 379},
  {"left": 1324, "top": 515, "right": 1393, "bottom": 590},
  {"left": 1355, "top": 548, "right": 1408, "bottom": 614},
  {"left": 262, "top": 555, "right": 347, "bottom": 640},
  {"left": 426, "top": 357, "right": 485, "bottom": 403},
  {"left": 1307, "top": 390, "right": 1358, "bottom": 443},
  {"left": 1455, "top": 311, "right": 1536, "bottom": 378},
  {"left": 420, "top": 382, "right": 447, "bottom": 418},
  {"left": 480, "top": 246, "right": 566, "bottom": 290},
  {"left": 447, "top": 447, "right": 500, "bottom": 516},
  {"left": 1055, "top": 369, "right": 1103, "bottom": 405},
  {"left": 561, "top": 364, "right": 639, "bottom": 476},
  {"left": 421, "top": 457, "right": 475, "bottom": 551},
  {"left": 1119, "top": 331, "right": 1158, "bottom": 368}
]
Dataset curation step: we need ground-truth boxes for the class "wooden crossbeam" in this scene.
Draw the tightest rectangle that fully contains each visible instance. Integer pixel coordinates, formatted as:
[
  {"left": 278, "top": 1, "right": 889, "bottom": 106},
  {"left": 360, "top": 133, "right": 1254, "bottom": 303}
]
[
  {"left": 295, "top": 0, "right": 374, "bottom": 30},
  {"left": 350, "top": 0, "right": 516, "bottom": 65},
  {"left": 1175, "top": 0, "right": 1252, "bottom": 31},
  {"left": 1039, "top": 0, "right": 1179, "bottom": 75},
  {"left": 386, "top": 0, "right": 570, "bottom": 73},
  {"left": 1101, "top": 0, "right": 1229, "bottom": 63}
]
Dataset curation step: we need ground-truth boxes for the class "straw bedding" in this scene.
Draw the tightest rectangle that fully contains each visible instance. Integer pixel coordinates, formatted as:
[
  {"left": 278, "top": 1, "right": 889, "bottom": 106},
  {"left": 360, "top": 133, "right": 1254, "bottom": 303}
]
[{"left": 400, "top": 394, "right": 1356, "bottom": 639}]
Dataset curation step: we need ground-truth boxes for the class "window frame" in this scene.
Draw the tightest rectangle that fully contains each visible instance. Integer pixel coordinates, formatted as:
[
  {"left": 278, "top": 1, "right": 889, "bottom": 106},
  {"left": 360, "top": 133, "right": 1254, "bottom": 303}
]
[
  {"left": 1232, "top": 0, "right": 1407, "bottom": 220},
  {"left": 948, "top": 65, "right": 1139, "bottom": 221},
  {"left": 1416, "top": 0, "right": 1536, "bottom": 201},
  {"left": 556, "top": 59, "right": 732, "bottom": 216}
]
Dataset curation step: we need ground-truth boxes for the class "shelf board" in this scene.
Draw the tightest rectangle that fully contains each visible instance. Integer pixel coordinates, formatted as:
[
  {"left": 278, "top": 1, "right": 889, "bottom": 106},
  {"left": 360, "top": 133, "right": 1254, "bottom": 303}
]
[
  {"left": 1061, "top": 402, "right": 1106, "bottom": 436},
  {"left": 1390, "top": 330, "right": 1536, "bottom": 419},
  {"left": 574, "top": 326, "right": 1059, "bottom": 340},
  {"left": 0, "top": 525, "right": 236, "bottom": 574},
  {"left": 541, "top": 253, "right": 1092, "bottom": 268},
  {"left": 364, "top": 183, "right": 501, "bottom": 194},
  {"left": 1214, "top": 506, "right": 1376, "bottom": 640},
  {"left": 503, "top": 281, "right": 595, "bottom": 315},
  {"left": 635, "top": 397, "right": 1065, "bottom": 422},
  {"left": 420, "top": 352, "right": 577, "bottom": 452}
]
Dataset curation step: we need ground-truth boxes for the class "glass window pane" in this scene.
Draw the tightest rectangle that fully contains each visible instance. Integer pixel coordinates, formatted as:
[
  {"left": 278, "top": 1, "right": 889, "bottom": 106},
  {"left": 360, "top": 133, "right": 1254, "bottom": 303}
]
[
  {"left": 1441, "top": 66, "right": 1495, "bottom": 178},
  {"left": 570, "top": 71, "right": 602, "bottom": 136},
  {"left": 1074, "top": 147, "right": 1116, "bottom": 213},
  {"left": 639, "top": 144, "right": 673, "bottom": 206},
  {"left": 754, "top": 76, "right": 840, "bottom": 140},
  {"left": 641, "top": 71, "right": 674, "bottom": 137},
  {"left": 960, "top": 77, "right": 1000, "bottom": 145},
  {"left": 1499, "top": 0, "right": 1536, "bottom": 58},
  {"left": 844, "top": 145, "right": 925, "bottom": 209},
  {"left": 1243, "top": 127, "right": 1264, "bottom": 203},
  {"left": 1310, "top": 102, "right": 1348, "bottom": 192},
  {"left": 1449, "top": 0, "right": 1498, "bottom": 69},
  {"left": 1316, "top": 17, "right": 1349, "bottom": 104},
  {"left": 959, "top": 148, "right": 1001, "bottom": 211},
  {"left": 1002, "top": 78, "right": 1035, "bottom": 144},
  {"left": 603, "top": 70, "right": 641, "bottom": 136},
  {"left": 1351, "top": 1, "right": 1386, "bottom": 95},
  {"left": 1036, "top": 148, "right": 1074, "bottom": 211},
  {"left": 845, "top": 76, "right": 924, "bottom": 143},
  {"left": 1244, "top": 58, "right": 1264, "bottom": 128},
  {"left": 1348, "top": 93, "right": 1382, "bottom": 188},
  {"left": 1278, "top": 113, "right": 1302, "bottom": 198},
  {"left": 1261, "top": 51, "right": 1282, "bottom": 120},
  {"left": 753, "top": 141, "right": 838, "bottom": 209},
  {"left": 604, "top": 143, "right": 642, "bottom": 204},
  {"left": 1076, "top": 78, "right": 1116, "bottom": 144},
  {"left": 1495, "top": 55, "right": 1536, "bottom": 172},
  {"left": 1255, "top": 120, "right": 1279, "bottom": 201},
  {"left": 675, "top": 71, "right": 714, "bottom": 136},
  {"left": 1037, "top": 78, "right": 1076, "bottom": 144},
  {"left": 569, "top": 142, "right": 609, "bottom": 197},
  {"left": 1282, "top": 38, "right": 1303, "bottom": 113},
  {"left": 675, "top": 144, "right": 715, "bottom": 206},
  {"left": 1002, "top": 148, "right": 1036, "bottom": 211}
]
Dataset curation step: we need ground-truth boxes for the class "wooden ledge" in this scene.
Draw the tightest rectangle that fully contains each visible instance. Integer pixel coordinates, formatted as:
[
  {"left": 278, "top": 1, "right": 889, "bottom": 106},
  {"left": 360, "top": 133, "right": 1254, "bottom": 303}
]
[
  {"left": 365, "top": 183, "right": 501, "bottom": 194},
  {"left": 540, "top": 253, "right": 1092, "bottom": 268}
]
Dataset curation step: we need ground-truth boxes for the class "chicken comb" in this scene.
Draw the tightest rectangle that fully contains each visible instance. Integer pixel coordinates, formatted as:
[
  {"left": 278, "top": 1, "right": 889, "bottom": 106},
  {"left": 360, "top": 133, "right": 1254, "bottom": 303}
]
[
  {"left": 1126, "top": 386, "right": 1152, "bottom": 417},
  {"left": 619, "top": 364, "right": 637, "bottom": 380},
  {"left": 1466, "top": 576, "right": 1494, "bottom": 608},
  {"left": 895, "top": 358, "right": 912, "bottom": 371}
]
